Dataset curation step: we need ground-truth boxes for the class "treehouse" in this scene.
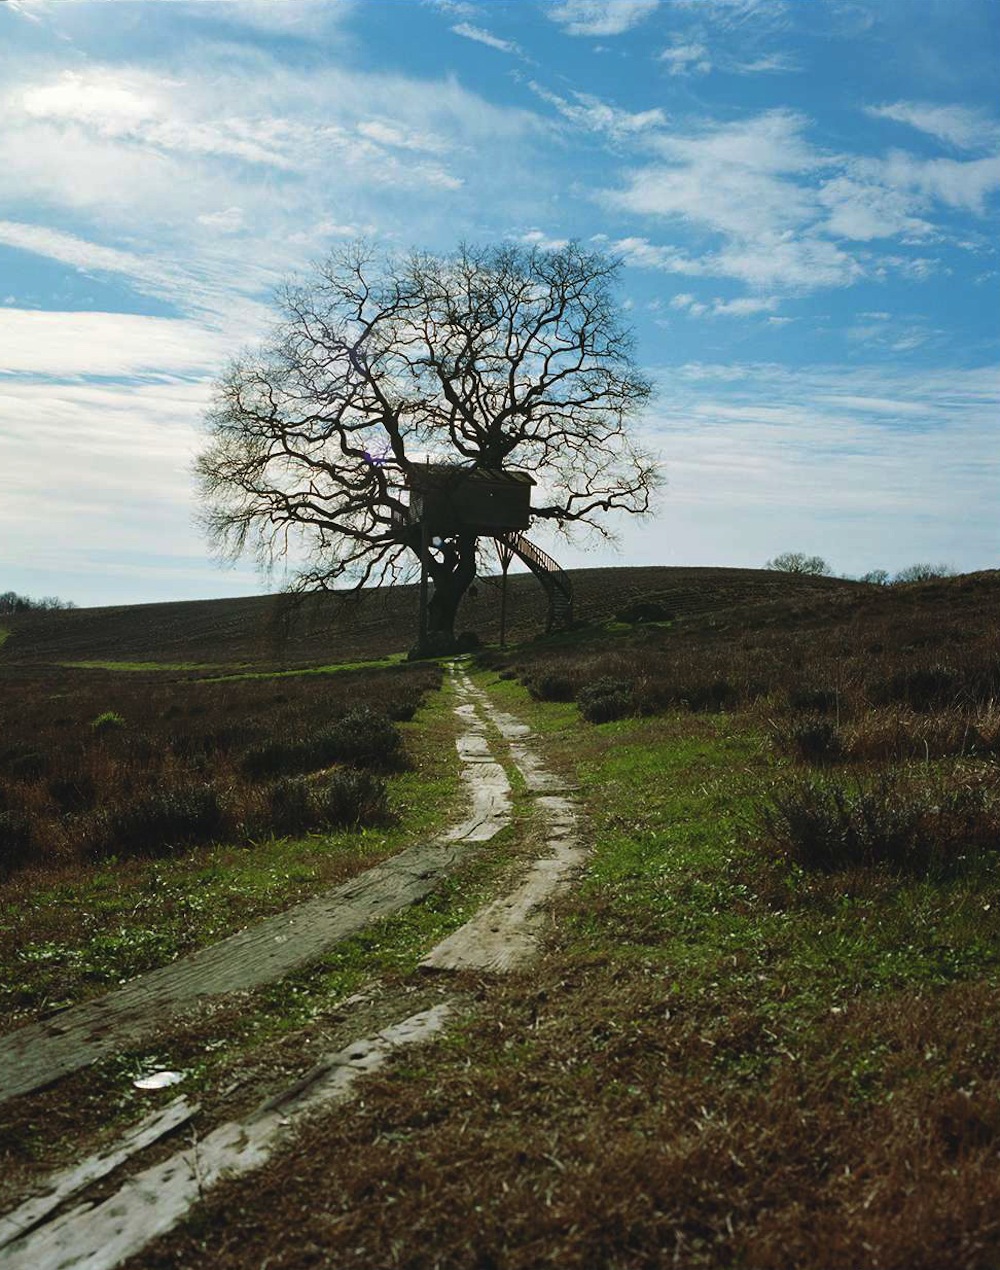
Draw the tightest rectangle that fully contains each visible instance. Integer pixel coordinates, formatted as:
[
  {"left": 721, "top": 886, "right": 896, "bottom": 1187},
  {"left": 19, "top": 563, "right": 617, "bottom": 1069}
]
[
  {"left": 401, "top": 462, "right": 573, "bottom": 646},
  {"left": 405, "top": 464, "right": 535, "bottom": 536}
]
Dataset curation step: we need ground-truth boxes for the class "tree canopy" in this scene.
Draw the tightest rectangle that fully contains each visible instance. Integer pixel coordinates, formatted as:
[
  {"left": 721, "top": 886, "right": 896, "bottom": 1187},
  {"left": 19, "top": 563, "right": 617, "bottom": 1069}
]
[
  {"left": 764, "top": 552, "right": 832, "bottom": 577},
  {"left": 197, "top": 241, "right": 658, "bottom": 645}
]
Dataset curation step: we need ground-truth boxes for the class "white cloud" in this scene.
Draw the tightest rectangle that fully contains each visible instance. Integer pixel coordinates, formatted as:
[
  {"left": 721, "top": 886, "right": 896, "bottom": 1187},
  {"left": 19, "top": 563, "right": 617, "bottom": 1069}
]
[
  {"left": 612, "top": 230, "right": 861, "bottom": 293},
  {"left": 529, "top": 82, "right": 666, "bottom": 138},
  {"left": 671, "top": 291, "right": 779, "bottom": 317},
  {"left": 867, "top": 102, "right": 1000, "bottom": 152},
  {"left": 608, "top": 110, "right": 823, "bottom": 239},
  {"left": 614, "top": 360, "right": 1000, "bottom": 575},
  {"left": 516, "top": 229, "right": 571, "bottom": 250},
  {"left": 0, "top": 375, "right": 261, "bottom": 604},
  {"left": 0, "top": 309, "right": 232, "bottom": 378},
  {"left": 882, "top": 152, "right": 1000, "bottom": 215},
  {"left": 659, "top": 41, "right": 712, "bottom": 75},
  {"left": 548, "top": 0, "right": 660, "bottom": 37},
  {"left": 451, "top": 22, "right": 521, "bottom": 55},
  {"left": 196, "top": 206, "right": 246, "bottom": 233},
  {"left": 817, "top": 175, "right": 933, "bottom": 241}
]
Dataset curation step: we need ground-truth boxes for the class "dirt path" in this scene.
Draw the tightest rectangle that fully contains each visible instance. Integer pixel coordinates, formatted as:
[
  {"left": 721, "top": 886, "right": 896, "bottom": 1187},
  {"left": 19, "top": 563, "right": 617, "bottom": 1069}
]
[
  {"left": 0, "top": 667, "right": 511, "bottom": 1107},
  {"left": 0, "top": 667, "right": 587, "bottom": 1269}
]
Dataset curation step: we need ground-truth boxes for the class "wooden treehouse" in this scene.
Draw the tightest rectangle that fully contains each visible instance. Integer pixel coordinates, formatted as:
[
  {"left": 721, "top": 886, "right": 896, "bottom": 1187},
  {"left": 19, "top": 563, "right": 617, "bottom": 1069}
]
[{"left": 402, "top": 464, "right": 574, "bottom": 642}]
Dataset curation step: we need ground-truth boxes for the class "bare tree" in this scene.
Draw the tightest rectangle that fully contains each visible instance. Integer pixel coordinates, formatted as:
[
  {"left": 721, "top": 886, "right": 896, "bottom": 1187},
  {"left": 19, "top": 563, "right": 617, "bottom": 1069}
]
[
  {"left": 764, "top": 552, "right": 832, "bottom": 577},
  {"left": 197, "top": 241, "right": 659, "bottom": 647},
  {"left": 893, "top": 562, "right": 955, "bottom": 583}
]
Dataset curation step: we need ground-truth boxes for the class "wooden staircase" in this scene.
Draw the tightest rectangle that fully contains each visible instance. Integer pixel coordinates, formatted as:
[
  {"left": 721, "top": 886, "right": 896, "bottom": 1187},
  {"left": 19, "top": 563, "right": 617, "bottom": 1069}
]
[{"left": 496, "top": 532, "right": 574, "bottom": 634}]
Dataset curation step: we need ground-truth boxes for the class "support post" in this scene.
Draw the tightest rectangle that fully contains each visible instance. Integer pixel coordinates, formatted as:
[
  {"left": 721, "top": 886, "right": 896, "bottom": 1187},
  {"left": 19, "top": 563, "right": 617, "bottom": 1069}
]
[
  {"left": 495, "top": 537, "right": 515, "bottom": 648},
  {"left": 418, "top": 519, "right": 430, "bottom": 652}
]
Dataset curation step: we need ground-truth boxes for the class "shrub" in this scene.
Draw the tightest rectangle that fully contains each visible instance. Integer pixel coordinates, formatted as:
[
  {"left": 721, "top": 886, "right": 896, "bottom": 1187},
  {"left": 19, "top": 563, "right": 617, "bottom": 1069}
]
[
  {"left": 266, "top": 770, "right": 391, "bottom": 836},
  {"left": 760, "top": 773, "right": 1000, "bottom": 879},
  {"left": 0, "top": 810, "right": 34, "bottom": 878},
  {"left": 267, "top": 777, "right": 315, "bottom": 837},
  {"left": 314, "top": 769, "right": 391, "bottom": 828},
  {"left": 527, "top": 672, "right": 578, "bottom": 702},
  {"left": 578, "top": 677, "right": 634, "bottom": 724},
  {"left": 878, "top": 665, "right": 958, "bottom": 712},
  {"left": 0, "top": 743, "right": 49, "bottom": 781},
  {"left": 686, "top": 678, "right": 739, "bottom": 713},
  {"left": 47, "top": 773, "right": 98, "bottom": 813},
  {"left": 91, "top": 784, "right": 225, "bottom": 859},
  {"left": 616, "top": 600, "right": 672, "bottom": 624},
  {"left": 91, "top": 711, "right": 126, "bottom": 734},
  {"left": 314, "top": 708, "right": 402, "bottom": 769},
  {"left": 773, "top": 718, "right": 844, "bottom": 765}
]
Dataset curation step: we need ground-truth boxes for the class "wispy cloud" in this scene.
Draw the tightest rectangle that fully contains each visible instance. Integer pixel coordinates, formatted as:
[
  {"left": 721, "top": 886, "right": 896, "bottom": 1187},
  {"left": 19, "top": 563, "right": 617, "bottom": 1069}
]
[
  {"left": 659, "top": 41, "right": 712, "bottom": 75},
  {"left": 529, "top": 82, "right": 666, "bottom": 138},
  {"left": 548, "top": 0, "right": 660, "bottom": 38},
  {"left": 0, "top": 309, "right": 232, "bottom": 378},
  {"left": 451, "top": 21, "right": 522, "bottom": 55},
  {"left": 867, "top": 101, "right": 1000, "bottom": 152},
  {"left": 671, "top": 291, "right": 779, "bottom": 317}
]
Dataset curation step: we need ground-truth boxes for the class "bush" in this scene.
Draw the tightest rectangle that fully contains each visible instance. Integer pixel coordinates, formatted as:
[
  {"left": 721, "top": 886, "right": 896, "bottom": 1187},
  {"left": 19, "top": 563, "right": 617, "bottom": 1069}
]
[
  {"left": 314, "top": 769, "right": 391, "bottom": 828},
  {"left": 760, "top": 773, "right": 1000, "bottom": 879},
  {"left": 91, "top": 711, "right": 126, "bottom": 734},
  {"left": 47, "top": 773, "right": 98, "bottom": 813},
  {"left": 527, "top": 672, "right": 578, "bottom": 702},
  {"left": 0, "top": 810, "right": 34, "bottom": 877},
  {"left": 773, "top": 718, "right": 844, "bottom": 765},
  {"left": 314, "top": 708, "right": 402, "bottom": 769},
  {"left": 267, "top": 777, "right": 315, "bottom": 836},
  {"left": 578, "top": 677, "right": 634, "bottom": 724},
  {"left": 878, "top": 665, "right": 958, "bottom": 712},
  {"left": 0, "top": 743, "right": 49, "bottom": 781},
  {"left": 266, "top": 770, "right": 391, "bottom": 836},
  {"left": 616, "top": 600, "right": 672, "bottom": 624},
  {"left": 91, "top": 784, "right": 225, "bottom": 859},
  {"left": 686, "top": 678, "right": 739, "bottom": 713}
]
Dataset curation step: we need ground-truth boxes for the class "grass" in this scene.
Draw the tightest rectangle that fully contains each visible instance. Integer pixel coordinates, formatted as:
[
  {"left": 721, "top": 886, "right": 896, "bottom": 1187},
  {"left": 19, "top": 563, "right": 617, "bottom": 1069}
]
[
  {"left": 0, "top": 658, "right": 440, "bottom": 875},
  {"left": 202, "top": 652, "right": 408, "bottom": 682},
  {"left": 0, "top": 678, "right": 463, "bottom": 1029},
  {"left": 134, "top": 614, "right": 1000, "bottom": 1270},
  {"left": 5, "top": 570, "right": 1000, "bottom": 1267},
  {"left": 60, "top": 660, "right": 225, "bottom": 672}
]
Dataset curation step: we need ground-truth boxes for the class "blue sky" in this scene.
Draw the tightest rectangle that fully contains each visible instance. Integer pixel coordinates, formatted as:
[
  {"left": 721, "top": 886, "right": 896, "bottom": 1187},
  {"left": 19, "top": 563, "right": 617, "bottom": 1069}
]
[{"left": 1, "top": 0, "right": 997, "bottom": 606}]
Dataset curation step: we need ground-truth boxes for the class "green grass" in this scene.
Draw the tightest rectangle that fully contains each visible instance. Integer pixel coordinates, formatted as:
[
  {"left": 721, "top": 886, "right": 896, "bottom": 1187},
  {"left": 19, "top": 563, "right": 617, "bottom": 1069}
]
[
  {"left": 476, "top": 671, "right": 1000, "bottom": 1093},
  {"left": 59, "top": 660, "right": 226, "bottom": 672},
  {"left": 0, "top": 681, "right": 464, "bottom": 1027},
  {"left": 202, "top": 652, "right": 408, "bottom": 681},
  {"left": 0, "top": 627, "right": 9, "bottom": 649}
]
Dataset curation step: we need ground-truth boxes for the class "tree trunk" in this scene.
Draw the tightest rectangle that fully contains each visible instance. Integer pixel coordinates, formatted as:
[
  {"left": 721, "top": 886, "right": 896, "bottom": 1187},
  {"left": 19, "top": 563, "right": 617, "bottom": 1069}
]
[{"left": 413, "top": 532, "right": 478, "bottom": 656}]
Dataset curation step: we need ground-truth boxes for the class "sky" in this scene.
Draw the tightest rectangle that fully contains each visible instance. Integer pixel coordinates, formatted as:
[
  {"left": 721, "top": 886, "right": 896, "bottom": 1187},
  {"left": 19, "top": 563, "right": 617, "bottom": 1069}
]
[{"left": 0, "top": 0, "right": 998, "bottom": 608}]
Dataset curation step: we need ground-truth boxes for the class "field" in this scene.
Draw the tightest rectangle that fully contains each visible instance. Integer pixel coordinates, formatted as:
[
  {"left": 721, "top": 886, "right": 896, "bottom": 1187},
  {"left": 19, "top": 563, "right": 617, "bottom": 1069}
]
[{"left": 2, "top": 564, "right": 999, "bottom": 1268}]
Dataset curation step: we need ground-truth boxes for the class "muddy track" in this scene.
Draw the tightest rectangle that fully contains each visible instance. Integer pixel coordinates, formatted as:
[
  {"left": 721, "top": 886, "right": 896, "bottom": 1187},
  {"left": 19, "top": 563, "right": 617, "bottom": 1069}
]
[{"left": 0, "top": 666, "right": 585, "bottom": 1269}]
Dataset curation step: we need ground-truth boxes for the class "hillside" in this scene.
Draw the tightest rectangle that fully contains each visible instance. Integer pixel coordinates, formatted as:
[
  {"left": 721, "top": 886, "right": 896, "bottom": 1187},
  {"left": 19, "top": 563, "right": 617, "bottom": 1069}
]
[{"left": 0, "top": 565, "right": 861, "bottom": 667}]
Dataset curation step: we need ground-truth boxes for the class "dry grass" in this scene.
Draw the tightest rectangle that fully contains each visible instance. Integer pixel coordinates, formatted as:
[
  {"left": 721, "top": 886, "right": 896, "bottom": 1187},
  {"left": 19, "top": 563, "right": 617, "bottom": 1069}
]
[
  {"left": 134, "top": 965, "right": 1000, "bottom": 1270},
  {"left": 0, "top": 662, "right": 440, "bottom": 874}
]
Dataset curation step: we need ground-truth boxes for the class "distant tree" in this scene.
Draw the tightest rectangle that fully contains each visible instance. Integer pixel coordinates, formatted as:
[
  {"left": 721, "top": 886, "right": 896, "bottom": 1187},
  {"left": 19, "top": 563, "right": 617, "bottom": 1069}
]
[
  {"left": 764, "top": 552, "right": 832, "bottom": 576},
  {"left": 196, "top": 240, "right": 659, "bottom": 650},
  {"left": 860, "top": 569, "right": 890, "bottom": 586},
  {"left": 0, "top": 591, "right": 75, "bottom": 614},
  {"left": 893, "top": 563, "right": 956, "bottom": 584}
]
